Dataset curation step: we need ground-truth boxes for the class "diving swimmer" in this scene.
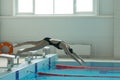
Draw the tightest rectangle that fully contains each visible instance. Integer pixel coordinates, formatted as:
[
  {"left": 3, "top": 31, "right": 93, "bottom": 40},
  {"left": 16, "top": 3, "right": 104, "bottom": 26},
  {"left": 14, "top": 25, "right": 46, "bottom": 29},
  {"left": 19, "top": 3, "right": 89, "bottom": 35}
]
[{"left": 14, "top": 37, "right": 85, "bottom": 65}]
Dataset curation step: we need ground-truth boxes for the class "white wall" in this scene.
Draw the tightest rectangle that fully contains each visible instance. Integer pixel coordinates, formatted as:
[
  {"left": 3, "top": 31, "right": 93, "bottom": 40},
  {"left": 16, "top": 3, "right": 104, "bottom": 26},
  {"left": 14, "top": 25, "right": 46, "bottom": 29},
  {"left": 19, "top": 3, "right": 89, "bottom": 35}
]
[
  {"left": 0, "top": 0, "right": 114, "bottom": 59},
  {"left": 99, "top": 0, "right": 113, "bottom": 16},
  {"left": 0, "top": 0, "right": 13, "bottom": 16},
  {"left": 114, "top": 0, "right": 120, "bottom": 59}
]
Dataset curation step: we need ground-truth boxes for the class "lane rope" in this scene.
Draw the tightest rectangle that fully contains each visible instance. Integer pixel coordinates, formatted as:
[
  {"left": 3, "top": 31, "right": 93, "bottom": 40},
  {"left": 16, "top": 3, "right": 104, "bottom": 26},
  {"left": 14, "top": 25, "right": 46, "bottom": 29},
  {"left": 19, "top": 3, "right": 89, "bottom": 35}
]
[
  {"left": 37, "top": 72, "right": 120, "bottom": 78},
  {"left": 27, "top": 70, "right": 120, "bottom": 78},
  {"left": 56, "top": 64, "right": 120, "bottom": 70}
]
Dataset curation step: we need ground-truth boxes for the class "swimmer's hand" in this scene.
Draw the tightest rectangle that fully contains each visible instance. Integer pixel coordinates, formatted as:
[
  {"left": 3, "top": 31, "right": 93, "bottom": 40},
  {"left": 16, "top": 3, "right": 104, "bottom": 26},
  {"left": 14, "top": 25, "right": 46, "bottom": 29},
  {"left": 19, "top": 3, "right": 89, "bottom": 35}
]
[{"left": 80, "top": 59, "right": 85, "bottom": 65}]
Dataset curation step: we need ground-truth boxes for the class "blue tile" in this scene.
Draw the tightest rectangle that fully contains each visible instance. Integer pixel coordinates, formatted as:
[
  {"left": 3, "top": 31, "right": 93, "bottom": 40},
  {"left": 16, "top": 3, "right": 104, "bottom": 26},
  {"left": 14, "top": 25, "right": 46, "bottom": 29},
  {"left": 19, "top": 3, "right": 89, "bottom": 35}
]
[{"left": 0, "top": 72, "right": 16, "bottom": 80}]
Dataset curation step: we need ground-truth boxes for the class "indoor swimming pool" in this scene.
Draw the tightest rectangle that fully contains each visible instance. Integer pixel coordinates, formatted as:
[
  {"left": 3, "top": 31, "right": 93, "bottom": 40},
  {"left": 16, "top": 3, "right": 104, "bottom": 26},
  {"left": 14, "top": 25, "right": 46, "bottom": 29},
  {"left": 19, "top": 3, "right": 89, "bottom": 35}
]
[
  {"left": 1, "top": 54, "right": 120, "bottom": 80},
  {"left": 20, "top": 61, "right": 120, "bottom": 80}
]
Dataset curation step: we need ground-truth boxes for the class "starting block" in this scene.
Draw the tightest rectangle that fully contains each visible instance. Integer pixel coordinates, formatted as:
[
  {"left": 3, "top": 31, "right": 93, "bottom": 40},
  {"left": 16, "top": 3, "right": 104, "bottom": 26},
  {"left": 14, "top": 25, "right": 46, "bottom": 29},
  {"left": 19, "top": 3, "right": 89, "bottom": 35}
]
[
  {"left": 0, "top": 54, "right": 19, "bottom": 71},
  {"left": 0, "top": 54, "right": 15, "bottom": 58}
]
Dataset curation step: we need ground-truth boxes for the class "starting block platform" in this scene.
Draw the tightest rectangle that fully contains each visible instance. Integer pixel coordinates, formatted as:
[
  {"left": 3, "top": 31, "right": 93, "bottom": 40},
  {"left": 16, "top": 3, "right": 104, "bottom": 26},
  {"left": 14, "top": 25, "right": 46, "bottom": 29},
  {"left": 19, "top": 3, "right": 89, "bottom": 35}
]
[
  {"left": 0, "top": 54, "right": 19, "bottom": 71},
  {"left": 0, "top": 54, "right": 15, "bottom": 58}
]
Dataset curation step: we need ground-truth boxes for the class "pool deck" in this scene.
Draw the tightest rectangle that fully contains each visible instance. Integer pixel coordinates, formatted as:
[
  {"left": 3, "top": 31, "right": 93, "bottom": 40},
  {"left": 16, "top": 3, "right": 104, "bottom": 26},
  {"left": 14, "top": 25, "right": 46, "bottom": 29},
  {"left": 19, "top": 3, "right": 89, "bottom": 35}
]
[
  {"left": 0, "top": 54, "right": 58, "bottom": 80},
  {"left": 1, "top": 55, "right": 120, "bottom": 80},
  {"left": 1, "top": 57, "right": 120, "bottom": 68},
  {"left": 0, "top": 56, "right": 120, "bottom": 77}
]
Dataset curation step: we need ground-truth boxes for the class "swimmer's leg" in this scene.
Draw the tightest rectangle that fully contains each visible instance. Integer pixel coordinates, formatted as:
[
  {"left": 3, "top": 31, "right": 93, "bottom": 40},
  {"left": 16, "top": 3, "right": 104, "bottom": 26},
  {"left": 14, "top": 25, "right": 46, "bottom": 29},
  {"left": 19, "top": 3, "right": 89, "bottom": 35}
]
[{"left": 14, "top": 41, "right": 41, "bottom": 47}]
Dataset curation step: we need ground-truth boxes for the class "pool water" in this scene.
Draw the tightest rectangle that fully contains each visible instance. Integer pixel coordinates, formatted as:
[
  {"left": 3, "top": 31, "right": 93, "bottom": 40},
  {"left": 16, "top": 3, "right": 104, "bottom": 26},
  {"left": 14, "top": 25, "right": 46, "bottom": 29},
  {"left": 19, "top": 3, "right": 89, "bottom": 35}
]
[{"left": 20, "top": 62, "right": 120, "bottom": 80}]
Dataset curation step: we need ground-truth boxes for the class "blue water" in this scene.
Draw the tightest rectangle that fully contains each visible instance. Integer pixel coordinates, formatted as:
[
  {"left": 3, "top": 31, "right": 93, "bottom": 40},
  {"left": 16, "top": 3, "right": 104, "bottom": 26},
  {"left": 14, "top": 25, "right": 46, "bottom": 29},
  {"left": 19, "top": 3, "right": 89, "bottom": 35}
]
[{"left": 20, "top": 62, "right": 120, "bottom": 80}]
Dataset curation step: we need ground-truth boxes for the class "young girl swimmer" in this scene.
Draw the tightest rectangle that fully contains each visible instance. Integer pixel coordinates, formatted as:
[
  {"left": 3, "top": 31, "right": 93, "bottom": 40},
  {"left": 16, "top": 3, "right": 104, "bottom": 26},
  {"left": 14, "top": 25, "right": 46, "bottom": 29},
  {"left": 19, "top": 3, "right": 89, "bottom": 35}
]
[{"left": 14, "top": 37, "right": 85, "bottom": 65}]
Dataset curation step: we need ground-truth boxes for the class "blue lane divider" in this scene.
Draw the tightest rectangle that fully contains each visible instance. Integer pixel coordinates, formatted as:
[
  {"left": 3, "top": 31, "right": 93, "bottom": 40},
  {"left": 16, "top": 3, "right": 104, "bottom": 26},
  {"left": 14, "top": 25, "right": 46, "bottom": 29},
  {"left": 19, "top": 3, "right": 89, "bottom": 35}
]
[
  {"left": 35, "top": 63, "right": 38, "bottom": 78},
  {"left": 16, "top": 71, "right": 19, "bottom": 80},
  {"left": 35, "top": 63, "right": 37, "bottom": 73},
  {"left": 49, "top": 58, "right": 51, "bottom": 70}
]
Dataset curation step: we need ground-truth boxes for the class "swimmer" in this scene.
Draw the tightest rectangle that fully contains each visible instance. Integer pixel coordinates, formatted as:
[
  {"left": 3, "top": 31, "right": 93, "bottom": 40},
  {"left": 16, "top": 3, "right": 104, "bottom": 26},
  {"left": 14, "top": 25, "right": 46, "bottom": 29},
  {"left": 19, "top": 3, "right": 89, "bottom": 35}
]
[{"left": 14, "top": 37, "right": 85, "bottom": 65}]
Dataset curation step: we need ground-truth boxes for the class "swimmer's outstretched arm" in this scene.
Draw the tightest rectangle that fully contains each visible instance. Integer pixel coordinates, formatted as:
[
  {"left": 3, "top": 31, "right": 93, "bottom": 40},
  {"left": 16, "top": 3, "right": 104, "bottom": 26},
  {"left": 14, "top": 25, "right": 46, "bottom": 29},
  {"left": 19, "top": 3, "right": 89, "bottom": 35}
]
[
  {"left": 72, "top": 52, "right": 85, "bottom": 63},
  {"left": 59, "top": 41, "right": 84, "bottom": 65},
  {"left": 68, "top": 52, "right": 83, "bottom": 65},
  {"left": 65, "top": 50, "right": 84, "bottom": 65}
]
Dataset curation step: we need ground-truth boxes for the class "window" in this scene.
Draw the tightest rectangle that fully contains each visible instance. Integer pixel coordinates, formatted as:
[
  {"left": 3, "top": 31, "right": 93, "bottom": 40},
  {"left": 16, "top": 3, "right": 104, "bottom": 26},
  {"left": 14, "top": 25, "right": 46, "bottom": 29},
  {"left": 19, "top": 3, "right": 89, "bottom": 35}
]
[
  {"left": 54, "top": 0, "right": 73, "bottom": 14},
  {"left": 16, "top": 0, "right": 97, "bottom": 15},
  {"left": 35, "top": 0, "right": 53, "bottom": 14},
  {"left": 76, "top": 0, "right": 93, "bottom": 12},
  {"left": 17, "top": 0, "right": 33, "bottom": 13}
]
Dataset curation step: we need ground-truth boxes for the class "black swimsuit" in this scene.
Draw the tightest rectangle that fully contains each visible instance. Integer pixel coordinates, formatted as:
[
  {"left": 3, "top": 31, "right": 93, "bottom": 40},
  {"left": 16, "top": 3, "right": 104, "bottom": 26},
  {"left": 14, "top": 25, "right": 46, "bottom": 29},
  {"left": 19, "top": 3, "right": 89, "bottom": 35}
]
[
  {"left": 44, "top": 37, "right": 73, "bottom": 53},
  {"left": 44, "top": 37, "right": 62, "bottom": 49}
]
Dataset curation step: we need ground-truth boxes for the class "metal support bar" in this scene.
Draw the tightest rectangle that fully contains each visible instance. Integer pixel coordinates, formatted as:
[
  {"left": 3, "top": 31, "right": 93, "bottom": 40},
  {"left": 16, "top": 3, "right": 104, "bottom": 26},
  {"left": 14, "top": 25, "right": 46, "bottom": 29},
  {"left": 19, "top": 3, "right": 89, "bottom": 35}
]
[{"left": 43, "top": 46, "right": 50, "bottom": 58}]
